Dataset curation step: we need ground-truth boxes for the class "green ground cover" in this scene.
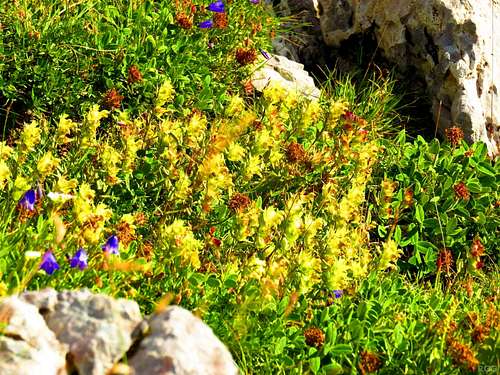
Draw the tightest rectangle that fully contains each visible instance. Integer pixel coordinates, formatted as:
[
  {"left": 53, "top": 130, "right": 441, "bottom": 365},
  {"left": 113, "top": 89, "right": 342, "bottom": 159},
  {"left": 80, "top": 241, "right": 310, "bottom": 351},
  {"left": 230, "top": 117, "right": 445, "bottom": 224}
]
[{"left": 0, "top": 1, "right": 498, "bottom": 373}]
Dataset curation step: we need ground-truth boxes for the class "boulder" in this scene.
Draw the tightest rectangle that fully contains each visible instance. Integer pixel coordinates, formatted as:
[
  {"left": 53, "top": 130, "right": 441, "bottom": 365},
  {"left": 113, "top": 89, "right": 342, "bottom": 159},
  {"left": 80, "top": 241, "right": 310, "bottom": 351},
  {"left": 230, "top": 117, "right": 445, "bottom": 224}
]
[
  {"left": 128, "top": 306, "right": 239, "bottom": 375},
  {"left": 318, "top": 0, "right": 500, "bottom": 156},
  {"left": 21, "top": 289, "right": 142, "bottom": 375},
  {"left": 251, "top": 53, "right": 321, "bottom": 100},
  {"left": 0, "top": 297, "right": 67, "bottom": 375}
]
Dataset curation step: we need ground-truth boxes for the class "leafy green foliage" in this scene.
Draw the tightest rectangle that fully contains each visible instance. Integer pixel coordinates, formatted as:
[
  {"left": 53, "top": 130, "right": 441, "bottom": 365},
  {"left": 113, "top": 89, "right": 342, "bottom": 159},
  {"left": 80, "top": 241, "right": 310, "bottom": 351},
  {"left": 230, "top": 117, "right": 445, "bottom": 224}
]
[
  {"left": 373, "top": 131, "right": 499, "bottom": 276},
  {"left": 0, "top": 0, "right": 274, "bottom": 131}
]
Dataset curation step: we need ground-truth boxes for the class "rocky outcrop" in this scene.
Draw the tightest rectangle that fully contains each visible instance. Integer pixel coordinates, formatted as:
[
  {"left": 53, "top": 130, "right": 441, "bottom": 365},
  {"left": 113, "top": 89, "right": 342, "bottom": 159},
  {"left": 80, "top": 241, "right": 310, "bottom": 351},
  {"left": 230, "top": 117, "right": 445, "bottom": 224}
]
[
  {"left": 0, "top": 289, "right": 239, "bottom": 375},
  {"left": 317, "top": 0, "right": 500, "bottom": 156},
  {"left": 272, "top": 0, "right": 326, "bottom": 70}
]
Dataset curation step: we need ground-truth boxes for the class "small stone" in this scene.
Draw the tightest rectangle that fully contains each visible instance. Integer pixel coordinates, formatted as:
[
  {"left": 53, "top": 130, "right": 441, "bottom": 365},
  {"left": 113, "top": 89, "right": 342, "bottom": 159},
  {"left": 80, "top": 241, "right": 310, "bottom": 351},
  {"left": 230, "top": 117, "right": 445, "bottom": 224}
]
[{"left": 251, "top": 54, "right": 321, "bottom": 101}]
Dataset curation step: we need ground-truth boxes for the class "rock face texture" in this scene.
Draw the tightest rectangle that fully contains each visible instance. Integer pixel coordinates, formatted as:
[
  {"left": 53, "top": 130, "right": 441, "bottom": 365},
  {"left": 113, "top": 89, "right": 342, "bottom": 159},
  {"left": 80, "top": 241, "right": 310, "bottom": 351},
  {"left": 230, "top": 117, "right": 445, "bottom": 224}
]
[
  {"left": 22, "top": 289, "right": 142, "bottom": 375},
  {"left": 317, "top": 0, "right": 500, "bottom": 156},
  {"left": 251, "top": 53, "right": 321, "bottom": 100},
  {"left": 0, "top": 289, "right": 238, "bottom": 375},
  {"left": 129, "top": 306, "right": 239, "bottom": 375},
  {"left": 0, "top": 297, "right": 67, "bottom": 375},
  {"left": 272, "top": 0, "right": 326, "bottom": 69}
]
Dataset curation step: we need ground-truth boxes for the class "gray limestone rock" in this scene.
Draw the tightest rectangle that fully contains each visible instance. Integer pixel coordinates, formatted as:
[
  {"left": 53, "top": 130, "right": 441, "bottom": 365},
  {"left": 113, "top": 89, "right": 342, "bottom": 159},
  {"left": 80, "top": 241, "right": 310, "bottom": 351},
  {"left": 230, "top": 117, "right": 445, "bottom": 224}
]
[
  {"left": 129, "top": 306, "right": 239, "bottom": 375},
  {"left": 0, "top": 296, "right": 67, "bottom": 375},
  {"left": 318, "top": 0, "right": 500, "bottom": 156},
  {"left": 21, "top": 289, "right": 142, "bottom": 375}
]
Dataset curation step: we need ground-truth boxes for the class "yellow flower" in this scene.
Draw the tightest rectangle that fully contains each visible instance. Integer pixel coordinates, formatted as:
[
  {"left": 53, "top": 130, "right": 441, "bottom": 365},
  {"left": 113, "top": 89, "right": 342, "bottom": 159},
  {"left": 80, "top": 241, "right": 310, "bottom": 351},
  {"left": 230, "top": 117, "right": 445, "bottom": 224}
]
[
  {"left": 226, "top": 143, "right": 246, "bottom": 162},
  {"left": 161, "top": 219, "right": 202, "bottom": 269},
  {"left": 100, "top": 144, "right": 121, "bottom": 183},
  {"left": 174, "top": 171, "right": 192, "bottom": 202},
  {"left": 263, "top": 81, "right": 287, "bottom": 104},
  {"left": 56, "top": 114, "right": 78, "bottom": 144},
  {"left": 0, "top": 160, "right": 10, "bottom": 190},
  {"left": 243, "top": 155, "right": 263, "bottom": 180},
  {"left": 186, "top": 112, "right": 207, "bottom": 148},
  {"left": 302, "top": 100, "right": 322, "bottom": 128},
  {"left": 225, "top": 95, "right": 244, "bottom": 117},
  {"left": 82, "top": 105, "right": 109, "bottom": 147},
  {"left": 0, "top": 142, "right": 14, "bottom": 160},
  {"left": 378, "top": 239, "right": 402, "bottom": 270},
  {"left": 13, "top": 176, "right": 31, "bottom": 200},
  {"left": 296, "top": 250, "right": 322, "bottom": 294},
  {"left": 20, "top": 120, "right": 42, "bottom": 151},
  {"left": 37, "top": 151, "right": 60, "bottom": 177},
  {"left": 155, "top": 79, "right": 175, "bottom": 114},
  {"left": 327, "top": 100, "right": 348, "bottom": 126}
]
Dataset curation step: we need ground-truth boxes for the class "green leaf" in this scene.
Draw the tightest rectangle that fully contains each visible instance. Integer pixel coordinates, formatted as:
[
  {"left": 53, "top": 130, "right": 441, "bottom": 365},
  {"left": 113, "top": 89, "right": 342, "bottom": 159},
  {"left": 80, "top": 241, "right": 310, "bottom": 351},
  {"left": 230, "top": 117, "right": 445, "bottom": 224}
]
[
  {"left": 330, "top": 344, "right": 352, "bottom": 356},
  {"left": 415, "top": 204, "right": 425, "bottom": 225},
  {"left": 394, "top": 225, "right": 402, "bottom": 244},
  {"left": 309, "top": 357, "right": 321, "bottom": 373},
  {"left": 274, "top": 336, "right": 287, "bottom": 355}
]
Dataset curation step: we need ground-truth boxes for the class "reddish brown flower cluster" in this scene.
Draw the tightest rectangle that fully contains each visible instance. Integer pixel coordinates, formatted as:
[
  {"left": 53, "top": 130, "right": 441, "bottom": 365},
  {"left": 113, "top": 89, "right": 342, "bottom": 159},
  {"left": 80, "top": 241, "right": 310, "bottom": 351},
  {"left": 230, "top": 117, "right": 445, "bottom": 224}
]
[
  {"left": 242, "top": 80, "right": 254, "bottom": 95},
  {"left": 342, "top": 111, "right": 367, "bottom": 127},
  {"left": 228, "top": 193, "right": 251, "bottom": 212},
  {"left": 213, "top": 12, "right": 228, "bottom": 29},
  {"left": 286, "top": 142, "right": 307, "bottom": 163},
  {"left": 103, "top": 88, "right": 124, "bottom": 109},
  {"left": 116, "top": 221, "right": 136, "bottom": 248},
  {"left": 470, "top": 238, "right": 484, "bottom": 258},
  {"left": 208, "top": 226, "right": 221, "bottom": 247},
  {"left": 358, "top": 350, "right": 382, "bottom": 374},
  {"left": 134, "top": 212, "right": 147, "bottom": 226},
  {"left": 467, "top": 313, "right": 489, "bottom": 343},
  {"left": 453, "top": 181, "right": 470, "bottom": 201},
  {"left": 128, "top": 65, "right": 143, "bottom": 83},
  {"left": 175, "top": 12, "right": 193, "bottom": 29},
  {"left": 403, "top": 188, "right": 414, "bottom": 206},
  {"left": 446, "top": 337, "right": 479, "bottom": 372},
  {"left": 138, "top": 241, "right": 154, "bottom": 261},
  {"left": 470, "top": 237, "right": 485, "bottom": 270},
  {"left": 445, "top": 126, "right": 464, "bottom": 147},
  {"left": 437, "top": 248, "right": 454, "bottom": 274},
  {"left": 303, "top": 327, "right": 325, "bottom": 348},
  {"left": 235, "top": 47, "right": 257, "bottom": 66}
]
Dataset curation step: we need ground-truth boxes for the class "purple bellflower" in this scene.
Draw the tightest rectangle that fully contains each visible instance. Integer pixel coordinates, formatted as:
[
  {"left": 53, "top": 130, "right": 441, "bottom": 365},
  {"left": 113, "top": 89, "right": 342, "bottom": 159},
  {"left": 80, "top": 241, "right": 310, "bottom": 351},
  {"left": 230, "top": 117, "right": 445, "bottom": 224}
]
[
  {"left": 250, "top": 0, "right": 260, "bottom": 4},
  {"left": 333, "top": 290, "right": 343, "bottom": 299},
  {"left": 199, "top": 19, "right": 214, "bottom": 29},
  {"left": 260, "top": 49, "right": 271, "bottom": 60},
  {"left": 207, "top": 1, "right": 225, "bottom": 13},
  {"left": 102, "top": 235, "right": 119, "bottom": 255},
  {"left": 19, "top": 189, "right": 37, "bottom": 211},
  {"left": 70, "top": 248, "right": 88, "bottom": 270},
  {"left": 40, "top": 251, "right": 60, "bottom": 275}
]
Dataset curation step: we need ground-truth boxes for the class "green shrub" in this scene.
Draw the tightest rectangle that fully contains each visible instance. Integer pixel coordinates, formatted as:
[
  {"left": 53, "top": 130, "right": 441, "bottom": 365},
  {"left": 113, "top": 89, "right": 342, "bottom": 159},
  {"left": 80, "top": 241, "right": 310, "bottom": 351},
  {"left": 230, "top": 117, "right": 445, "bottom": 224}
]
[
  {"left": 0, "top": 0, "right": 274, "bottom": 131},
  {"left": 373, "top": 130, "right": 499, "bottom": 276}
]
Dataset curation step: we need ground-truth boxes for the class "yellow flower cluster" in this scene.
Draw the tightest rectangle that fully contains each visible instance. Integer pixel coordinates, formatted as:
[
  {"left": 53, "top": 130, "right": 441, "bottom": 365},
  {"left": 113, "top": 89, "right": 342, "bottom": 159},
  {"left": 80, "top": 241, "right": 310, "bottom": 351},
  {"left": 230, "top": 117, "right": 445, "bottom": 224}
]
[
  {"left": 73, "top": 183, "right": 112, "bottom": 244},
  {"left": 161, "top": 219, "right": 202, "bottom": 269}
]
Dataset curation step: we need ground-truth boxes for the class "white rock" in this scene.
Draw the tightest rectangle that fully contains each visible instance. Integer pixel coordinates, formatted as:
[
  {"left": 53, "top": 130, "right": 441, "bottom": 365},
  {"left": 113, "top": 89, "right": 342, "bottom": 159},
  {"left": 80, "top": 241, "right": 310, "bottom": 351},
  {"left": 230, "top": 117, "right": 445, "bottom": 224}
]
[
  {"left": 318, "top": 0, "right": 500, "bottom": 156},
  {"left": 129, "top": 306, "right": 239, "bottom": 375},
  {"left": 22, "top": 289, "right": 142, "bottom": 375},
  {"left": 251, "top": 54, "right": 321, "bottom": 101},
  {"left": 0, "top": 296, "right": 67, "bottom": 375}
]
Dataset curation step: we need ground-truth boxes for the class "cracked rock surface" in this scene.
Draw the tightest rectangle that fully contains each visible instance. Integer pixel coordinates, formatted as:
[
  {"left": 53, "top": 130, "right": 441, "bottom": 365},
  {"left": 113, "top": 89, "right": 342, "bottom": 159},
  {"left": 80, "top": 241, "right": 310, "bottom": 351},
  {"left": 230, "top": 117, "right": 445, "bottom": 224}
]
[
  {"left": 318, "top": 0, "right": 500, "bottom": 156},
  {"left": 0, "top": 289, "right": 238, "bottom": 375},
  {"left": 0, "top": 296, "right": 67, "bottom": 375}
]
